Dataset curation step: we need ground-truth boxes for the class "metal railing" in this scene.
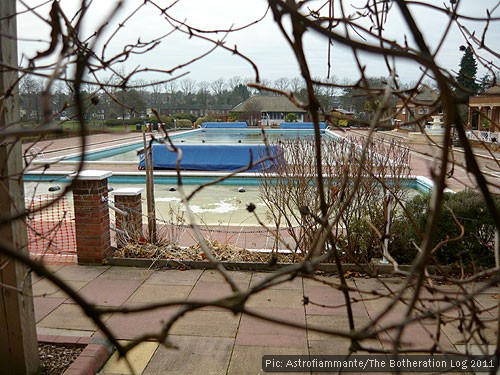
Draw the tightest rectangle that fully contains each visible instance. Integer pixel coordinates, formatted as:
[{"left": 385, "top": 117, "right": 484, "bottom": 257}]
[{"left": 466, "top": 130, "right": 500, "bottom": 143}]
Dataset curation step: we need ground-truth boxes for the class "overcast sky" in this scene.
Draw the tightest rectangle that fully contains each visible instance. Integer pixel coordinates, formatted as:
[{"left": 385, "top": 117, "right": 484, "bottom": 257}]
[{"left": 16, "top": 0, "right": 500, "bottom": 85}]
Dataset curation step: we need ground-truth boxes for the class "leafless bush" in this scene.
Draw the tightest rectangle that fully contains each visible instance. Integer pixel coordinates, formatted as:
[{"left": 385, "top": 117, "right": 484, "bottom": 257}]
[{"left": 259, "top": 135, "right": 411, "bottom": 262}]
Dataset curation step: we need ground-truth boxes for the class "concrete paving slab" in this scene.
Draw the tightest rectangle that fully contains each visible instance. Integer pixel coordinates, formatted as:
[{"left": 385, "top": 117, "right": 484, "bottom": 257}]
[
  {"left": 250, "top": 272, "right": 304, "bottom": 290},
  {"left": 359, "top": 295, "right": 415, "bottom": 326},
  {"left": 44, "top": 264, "right": 64, "bottom": 273},
  {"left": 237, "top": 307, "right": 307, "bottom": 348},
  {"left": 455, "top": 343, "right": 495, "bottom": 355},
  {"left": 32, "top": 278, "right": 88, "bottom": 299},
  {"left": 170, "top": 310, "right": 240, "bottom": 337},
  {"left": 127, "top": 284, "right": 192, "bottom": 304},
  {"left": 354, "top": 276, "right": 406, "bottom": 294},
  {"left": 246, "top": 288, "right": 305, "bottom": 309},
  {"left": 144, "top": 269, "right": 203, "bottom": 285},
  {"left": 305, "top": 315, "right": 370, "bottom": 341},
  {"left": 440, "top": 317, "right": 498, "bottom": 346},
  {"left": 142, "top": 336, "right": 233, "bottom": 375},
  {"left": 474, "top": 293, "right": 499, "bottom": 314},
  {"left": 34, "top": 296, "right": 66, "bottom": 322},
  {"left": 378, "top": 320, "right": 454, "bottom": 351},
  {"left": 99, "top": 266, "right": 154, "bottom": 281},
  {"left": 54, "top": 265, "right": 109, "bottom": 281},
  {"left": 74, "top": 277, "right": 143, "bottom": 307},
  {"left": 229, "top": 345, "right": 309, "bottom": 375},
  {"left": 198, "top": 269, "right": 251, "bottom": 289},
  {"left": 302, "top": 275, "right": 342, "bottom": 288},
  {"left": 38, "top": 303, "right": 107, "bottom": 331},
  {"left": 187, "top": 281, "right": 236, "bottom": 309},
  {"left": 304, "top": 285, "right": 367, "bottom": 316},
  {"left": 308, "top": 338, "right": 351, "bottom": 355},
  {"left": 31, "top": 270, "right": 44, "bottom": 284},
  {"left": 105, "top": 303, "right": 178, "bottom": 340},
  {"left": 100, "top": 340, "right": 159, "bottom": 375}
]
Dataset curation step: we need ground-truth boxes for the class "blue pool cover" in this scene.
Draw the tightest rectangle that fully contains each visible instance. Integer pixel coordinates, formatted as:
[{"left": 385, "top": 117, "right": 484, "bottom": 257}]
[
  {"left": 201, "top": 122, "right": 248, "bottom": 128},
  {"left": 139, "top": 144, "right": 284, "bottom": 171},
  {"left": 280, "top": 122, "right": 326, "bottom": 129}
]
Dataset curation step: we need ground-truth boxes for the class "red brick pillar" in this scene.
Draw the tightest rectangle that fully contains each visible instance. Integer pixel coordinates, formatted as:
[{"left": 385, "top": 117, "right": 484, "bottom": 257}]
[
  {"left": 112, "top": 188, "right": 144, "bottom": 247},
  {"left": 71, "top": 170, "right": 112, "bottom": 264}
]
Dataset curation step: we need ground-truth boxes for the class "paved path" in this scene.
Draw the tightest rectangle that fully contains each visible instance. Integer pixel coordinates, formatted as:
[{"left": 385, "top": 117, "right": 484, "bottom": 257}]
[
  {"left": 345, "top": 129, "right": 500, "bottom": 193},
  {"left": 33, "top": 265, "right": 494, "bottom": 374}
]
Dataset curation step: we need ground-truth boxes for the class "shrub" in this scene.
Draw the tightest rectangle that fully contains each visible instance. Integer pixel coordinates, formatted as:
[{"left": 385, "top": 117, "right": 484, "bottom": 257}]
[
  {"left": 104, "top": 118, "right": 148, "bottom": 126},
  {"left": 391, "top": 191, "right": 499, "bottom": 267}
]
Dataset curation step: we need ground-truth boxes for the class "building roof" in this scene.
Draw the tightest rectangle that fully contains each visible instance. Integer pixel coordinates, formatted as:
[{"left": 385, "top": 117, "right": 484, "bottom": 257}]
[
  {"left": 413, "top": 85, "right": 439, "bottom": 103},
  {"left": 232, "top": 95, "right": 306, "bottom": 113},
  {"left": 482, "top": 85, "right": 500, "bottom": 96}
]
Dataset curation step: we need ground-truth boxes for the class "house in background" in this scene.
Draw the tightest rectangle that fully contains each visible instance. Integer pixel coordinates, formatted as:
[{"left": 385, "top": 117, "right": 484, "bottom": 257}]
[
  {"left": 232, "top": 95, "right": 308, "bottom": 126},
  {"left": 394, "top": 86, "right": 440, "bottom": 129},
  {"left": 468, "top": 85, "right": 500, "bottom": 131}
]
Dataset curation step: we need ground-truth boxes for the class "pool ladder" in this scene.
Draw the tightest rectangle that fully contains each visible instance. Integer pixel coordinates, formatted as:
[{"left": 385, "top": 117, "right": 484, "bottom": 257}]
[{"left": 27, "top": 147, "right": 46, "bottom": 160}]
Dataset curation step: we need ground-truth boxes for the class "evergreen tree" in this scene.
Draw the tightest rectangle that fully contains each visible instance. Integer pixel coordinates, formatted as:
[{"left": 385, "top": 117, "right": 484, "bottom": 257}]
[
  {"left": 456, "top": 45, "right": 479, "bottom": 97},
  {"left": 477, "top": 73, "right": 495, "bottom": 94}
]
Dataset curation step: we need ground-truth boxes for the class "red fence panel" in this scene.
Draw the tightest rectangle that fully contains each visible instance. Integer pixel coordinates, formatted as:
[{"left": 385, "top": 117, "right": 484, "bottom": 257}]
[{"left": 26, "top": 195, "right": 76, "bottom": 265}]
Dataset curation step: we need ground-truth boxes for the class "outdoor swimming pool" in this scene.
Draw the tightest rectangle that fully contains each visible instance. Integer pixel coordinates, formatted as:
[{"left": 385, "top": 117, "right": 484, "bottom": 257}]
[
  {"left": 66, "top": 128, "right": 330, "bottom": 162},
  {"left": 24, "top": 173, "right": 429, "bottom": 226},
  {"left": 25, "top": 127, "right": 431, "bottom": 225}
]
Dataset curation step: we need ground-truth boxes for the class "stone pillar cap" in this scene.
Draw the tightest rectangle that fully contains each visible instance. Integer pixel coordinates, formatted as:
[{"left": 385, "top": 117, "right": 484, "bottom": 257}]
[
  {"left": 68, "top": 170, "right": 112, "bottom": 180},
  {"left": 112, "top": 188, "right": 144, "bottom": 196}
]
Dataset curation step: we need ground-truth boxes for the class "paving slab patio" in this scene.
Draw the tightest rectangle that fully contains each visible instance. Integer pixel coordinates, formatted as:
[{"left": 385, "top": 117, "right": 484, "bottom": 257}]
[{"left": 30, "top": 265, "right": 500, "bottom": 374}]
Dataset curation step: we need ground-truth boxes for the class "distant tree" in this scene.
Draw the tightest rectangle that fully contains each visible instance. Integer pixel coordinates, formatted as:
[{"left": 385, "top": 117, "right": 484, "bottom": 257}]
[
  {"left": 340, "top": 77, "right": 387, "bottom": 115},
  {"left": 110, "top": 89, "right": 146, "bottom": 119},
  {"left": 180, "top": 78, "right": 196, "bottom": 97},
  {"left": 456, "top": 45, "right": 479, "bottom": 97},
  {"left": 197, "top": 81, "right": 210, "bottom": 109},
  {"left": 149, "top": 81, "right": 164, "bottom": 115},
  {"left": 227, "top": 76, "right": 243, "bottom": 90},
  {"left": 229, "top": 84, "right": 250, "bottom": 106},
  {"left": 285, "top": 112, "right": 297, "bottom": 122},
  {"left": 164, "top": 80, "right": 179, "bottom": 109},
  {"left": 274, "top": 77, "right": 290, "bottom": 92},
  {"left": 477, "top": 73, "right": 496, "bottom": 95},
  {"left": 289, "top": 77, "right": 304, "bottom": 94},
  {"left": 19, "top": 76, "right": 43, "bottom": 121},
  {"left": 51, "top": 81, "right": 69, "bottom": 117},
  {"left": 211, "top": 77, "right": 227, "bottom": 106}
]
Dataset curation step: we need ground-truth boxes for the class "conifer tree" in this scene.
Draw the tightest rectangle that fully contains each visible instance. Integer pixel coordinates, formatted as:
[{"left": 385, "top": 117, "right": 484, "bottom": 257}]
[{"left": 456, "top": 45, "right": 479, "bottom": 96}]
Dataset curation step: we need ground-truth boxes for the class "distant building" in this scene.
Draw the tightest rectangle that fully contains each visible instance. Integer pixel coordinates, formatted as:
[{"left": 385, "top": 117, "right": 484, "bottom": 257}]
[
  {"left": 468, "top": 85, "right": 500, "bottom": 131},
  {"left": 157, "top": 104, "right": 233, "bottom": 118},
  {"left": 232, "top": 95, "right": 308, "bottom": 126},
  {"left": 394, "top": 86, "right": 440, "bottom": 128}
]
